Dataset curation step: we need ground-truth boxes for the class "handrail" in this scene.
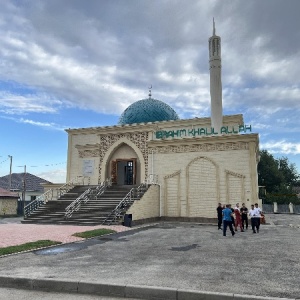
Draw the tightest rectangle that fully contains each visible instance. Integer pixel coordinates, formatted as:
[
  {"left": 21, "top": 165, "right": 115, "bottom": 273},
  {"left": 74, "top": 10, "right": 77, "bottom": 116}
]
[
  {"left": 57, "top": 176, "right": 89, "bottom": 199},
  {"left": 64, "top": 178, "right": 112, "bottom": 219},
  {"left": 103, "top": 183, "right": 148, "bottom": 225},
  {"left": 95, "top": 177, "right": 112, "bottom": 199},
  {"left": 24, "top": 176, "right": 95, "bottom": 219},
  {"left": 24, "top": 189, "right": 54, "bottom": 218},
  {"left": 64, "top": 188, "right": 91, "bottom": 219}
]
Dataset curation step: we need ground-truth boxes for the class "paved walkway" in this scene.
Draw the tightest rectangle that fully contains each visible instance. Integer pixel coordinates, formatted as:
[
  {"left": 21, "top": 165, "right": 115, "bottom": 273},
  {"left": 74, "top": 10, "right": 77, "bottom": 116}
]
[
  {"left": 0, "top": 217, "right": 132, "bottom": 247},
  {"left": 0, "top": 215, "right": 300, "bottom": 299}
]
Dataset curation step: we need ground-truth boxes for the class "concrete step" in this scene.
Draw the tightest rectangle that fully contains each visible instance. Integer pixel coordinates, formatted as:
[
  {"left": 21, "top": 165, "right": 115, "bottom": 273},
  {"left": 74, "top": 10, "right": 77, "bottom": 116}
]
[{"left": 24, "top": 184, "right": 148, "bottom": 225}]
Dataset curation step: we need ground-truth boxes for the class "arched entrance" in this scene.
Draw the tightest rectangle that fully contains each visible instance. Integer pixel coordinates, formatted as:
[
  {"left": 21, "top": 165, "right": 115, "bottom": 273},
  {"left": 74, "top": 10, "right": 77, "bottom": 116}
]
[
  {"left": 100, "top": 138, "right": 145, "bottom": 185},
  {"left": 111, "top": 158, "right": 137, "bottom": 185}
]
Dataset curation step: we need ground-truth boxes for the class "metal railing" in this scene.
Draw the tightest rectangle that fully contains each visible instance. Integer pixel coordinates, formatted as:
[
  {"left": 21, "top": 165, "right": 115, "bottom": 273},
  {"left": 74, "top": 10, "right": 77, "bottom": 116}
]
[
  {"left": 24, "top": 176, "right": 91, "bottom": 218},
  {"left": 57, "top": 176, "right": 88, "bottom": 199},
  {"left": 103, "top": 183, "right": 148, "bottom": 225},
  {"left": 24, "top": 189, "right": 54, "bottom": 218},
  {"left": 64, "top": 178, "right": 112, "bottom": 219},
  {"left": 64, "top": 188, "right": 91, "bottom": 219},
  {"left": 94, "top": 177, "right": 112, "bottom": 199}
]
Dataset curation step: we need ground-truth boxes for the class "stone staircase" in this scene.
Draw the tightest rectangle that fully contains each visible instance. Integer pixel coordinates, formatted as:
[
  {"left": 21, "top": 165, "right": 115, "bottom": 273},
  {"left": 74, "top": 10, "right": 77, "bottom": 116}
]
[{"left": 22, "top": 184, "right": 140, "bottom": 226}]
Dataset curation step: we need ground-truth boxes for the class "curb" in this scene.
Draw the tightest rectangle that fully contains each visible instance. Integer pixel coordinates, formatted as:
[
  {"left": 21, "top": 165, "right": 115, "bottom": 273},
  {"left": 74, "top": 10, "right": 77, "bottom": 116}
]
[{"left": 0, "top": 276, "right": 297, "bottom": 300}]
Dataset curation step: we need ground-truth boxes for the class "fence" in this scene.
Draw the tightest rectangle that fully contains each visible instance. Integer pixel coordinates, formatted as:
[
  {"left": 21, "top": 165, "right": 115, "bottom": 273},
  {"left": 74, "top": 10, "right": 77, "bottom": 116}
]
[
  {"left": 294, "top": 205, "right": 300, "bottom": 214},
  {"left": 262, "top": 204, "right": 273, "bottom": 213},
  {"left": 262, "top": 203, "right": 300, "bottom": 214},
  {"left": 277, "top": 204, "right": 290, "bottom": 213},
  {"left": 17, "top": 200, "right": 31, "bottom": 215}
]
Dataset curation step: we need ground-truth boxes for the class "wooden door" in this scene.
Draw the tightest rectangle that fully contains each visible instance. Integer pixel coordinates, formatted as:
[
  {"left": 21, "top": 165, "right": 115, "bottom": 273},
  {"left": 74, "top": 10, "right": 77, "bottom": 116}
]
[{"left": 111, "top": 160, "right": 117, "bottom": 184}]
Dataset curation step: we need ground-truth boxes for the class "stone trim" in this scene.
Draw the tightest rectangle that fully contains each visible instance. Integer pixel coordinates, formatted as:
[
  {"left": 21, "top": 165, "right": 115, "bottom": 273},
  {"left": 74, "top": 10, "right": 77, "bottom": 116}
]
[
  {"left": 75, "top": 144, "right": 100, "bottom": 158},
  {"left": 225, "top": 169, "right": 245, "bottom": 178},
  {"left": 149, "top": 142, "right": 249, "bottom": 154},
  {"left": 99, "top": 134, "right": 148, "bottom": 183},
  {"left": 163, "top": 170, "right": 181, "bottom": 179},
  {"left": 65, "top": 114, "right": 243, "bottom": 135}
]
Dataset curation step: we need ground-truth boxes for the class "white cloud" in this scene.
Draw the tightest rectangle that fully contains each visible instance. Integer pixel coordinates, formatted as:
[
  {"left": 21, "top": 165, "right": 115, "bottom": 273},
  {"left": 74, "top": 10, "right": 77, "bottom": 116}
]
[
  {"left": 251, "top": 123, "right": 271, "bottom": 130},
  {"left": 0, "top": 92, "right": 62, "bottom": 114},
  {"left": 1, "top": 115, "right": 65, "bottom": 131},
  {"left": 37, "top": 168, "right": 66, "bottom": 183},
  {"left": 19, "top": 118, "right": 64, "bottom": 130},
  {"left": 261, "top": 140, "right": 300, "bottom": 155},
  {"left": 0, "top": 0, "right": 299, "bottom": 119}
]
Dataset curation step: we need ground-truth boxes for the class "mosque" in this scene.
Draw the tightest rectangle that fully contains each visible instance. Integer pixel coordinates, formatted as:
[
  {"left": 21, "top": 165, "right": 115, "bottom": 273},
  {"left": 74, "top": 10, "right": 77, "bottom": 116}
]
[{"left": 65, "top": 22, "right": 260, "bottom": 222}]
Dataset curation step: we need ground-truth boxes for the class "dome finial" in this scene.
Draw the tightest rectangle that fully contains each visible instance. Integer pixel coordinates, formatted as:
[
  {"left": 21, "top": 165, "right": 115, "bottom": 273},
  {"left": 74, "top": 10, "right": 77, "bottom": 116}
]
[{"left": 148, "top": 84, "right": 152, "bottom": 99}]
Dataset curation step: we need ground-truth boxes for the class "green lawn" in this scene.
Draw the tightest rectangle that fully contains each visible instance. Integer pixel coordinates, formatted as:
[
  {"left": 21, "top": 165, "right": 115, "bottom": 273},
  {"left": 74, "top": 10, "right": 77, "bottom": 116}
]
[
  {"left": 72, "top": 228, "right": 116, "bottom": 238},
  {"left": 0, "top": 240, "right": 62, "bottom": 256}
]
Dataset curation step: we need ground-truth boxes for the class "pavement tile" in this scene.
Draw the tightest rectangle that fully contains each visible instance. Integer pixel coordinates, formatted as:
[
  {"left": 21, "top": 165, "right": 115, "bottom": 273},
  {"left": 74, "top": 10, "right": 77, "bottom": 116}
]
[{"left": 0, "top": 222, "right": 132, "bottom": 247}]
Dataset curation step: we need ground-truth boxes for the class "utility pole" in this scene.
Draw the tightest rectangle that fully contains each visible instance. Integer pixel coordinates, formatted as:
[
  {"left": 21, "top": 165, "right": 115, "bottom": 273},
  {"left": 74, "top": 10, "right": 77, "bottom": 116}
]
[
  {"left": 23, "top": 165, "right": 26, "bottom": 216},
  {"left": 8, "top": 155, "right": 12, "bottom": 191},
  {"left": 17, "top": 165, "right": 27, "bottom": 216}
]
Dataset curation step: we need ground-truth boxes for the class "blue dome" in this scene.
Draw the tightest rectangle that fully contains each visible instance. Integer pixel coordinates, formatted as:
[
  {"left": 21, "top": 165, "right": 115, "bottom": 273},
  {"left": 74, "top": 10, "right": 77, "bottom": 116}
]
[{"left": 118, "top": 98, "right": 179, "bottom": 125}]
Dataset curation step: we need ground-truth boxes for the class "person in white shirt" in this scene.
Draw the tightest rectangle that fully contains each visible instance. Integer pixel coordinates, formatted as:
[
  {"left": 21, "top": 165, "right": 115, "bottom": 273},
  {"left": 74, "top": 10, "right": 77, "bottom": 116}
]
[
  {"left": 254, "top": 203, "right": 262, "bottom": 233},
  {"left": 248, "top": 204, "right": 258, "bottom": 233}
]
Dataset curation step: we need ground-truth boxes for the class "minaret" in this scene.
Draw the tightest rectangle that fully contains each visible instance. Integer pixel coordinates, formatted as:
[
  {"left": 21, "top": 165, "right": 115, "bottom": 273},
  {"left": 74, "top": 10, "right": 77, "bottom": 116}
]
[{"left": 209, "top": 18, "right": 223, "bottom": 132}]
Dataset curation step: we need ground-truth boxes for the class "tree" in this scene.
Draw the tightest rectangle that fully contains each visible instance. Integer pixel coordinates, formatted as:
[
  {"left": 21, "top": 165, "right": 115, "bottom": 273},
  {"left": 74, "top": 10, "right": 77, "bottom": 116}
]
[
  {"left": 258, "top": 150, "right": 300, "bottom": 204},
  {"left": 278, "top": 157, "right": 299, "bottom": 187},
  {"left": 258, "top": 150, "right": 282, "bottom": 193}
]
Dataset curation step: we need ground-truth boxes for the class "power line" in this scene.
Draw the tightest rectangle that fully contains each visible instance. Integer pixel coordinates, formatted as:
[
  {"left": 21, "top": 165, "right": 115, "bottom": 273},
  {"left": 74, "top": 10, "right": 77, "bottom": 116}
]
[
  {"left": 16, "top": 162, "right": 66, "bottom": 168},
  {"left": 43, "top": 162, "right": 66, "bottom": 167},
  {"left": 0, "top": 158, "right": 66, "bottom": 168},
  {"left": 0, "top": 157, "right": 9, "bottom": 165}
]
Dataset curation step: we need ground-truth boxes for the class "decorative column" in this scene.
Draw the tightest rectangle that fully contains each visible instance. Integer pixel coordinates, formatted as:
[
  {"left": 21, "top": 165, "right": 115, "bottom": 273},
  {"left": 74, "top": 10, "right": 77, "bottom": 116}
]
[{"left": 209, "top": 19, "right": 223, "bottom": 133}]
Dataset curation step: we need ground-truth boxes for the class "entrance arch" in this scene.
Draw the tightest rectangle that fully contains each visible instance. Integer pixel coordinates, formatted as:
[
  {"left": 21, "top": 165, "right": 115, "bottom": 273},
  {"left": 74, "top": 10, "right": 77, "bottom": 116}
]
[{"left": 100, "top": 137, "right": 146, "bottom": 184}]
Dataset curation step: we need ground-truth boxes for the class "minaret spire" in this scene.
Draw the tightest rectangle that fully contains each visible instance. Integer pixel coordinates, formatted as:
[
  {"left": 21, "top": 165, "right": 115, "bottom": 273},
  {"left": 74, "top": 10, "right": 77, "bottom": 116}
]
[{"left": 209, "top": 19, "right": 223, "bottom": 133}]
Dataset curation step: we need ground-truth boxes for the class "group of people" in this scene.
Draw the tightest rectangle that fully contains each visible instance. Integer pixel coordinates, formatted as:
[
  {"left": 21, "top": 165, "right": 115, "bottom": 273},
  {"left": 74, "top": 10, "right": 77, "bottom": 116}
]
[{"left": 217, "top": 202, "right": 263, "bottom": 237}]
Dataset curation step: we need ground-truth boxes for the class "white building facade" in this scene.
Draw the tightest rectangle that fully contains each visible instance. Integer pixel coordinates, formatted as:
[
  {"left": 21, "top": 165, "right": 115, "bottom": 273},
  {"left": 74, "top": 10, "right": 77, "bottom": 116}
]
[{"left": 66, "top": 115, "right": 259, "bottom": 220}]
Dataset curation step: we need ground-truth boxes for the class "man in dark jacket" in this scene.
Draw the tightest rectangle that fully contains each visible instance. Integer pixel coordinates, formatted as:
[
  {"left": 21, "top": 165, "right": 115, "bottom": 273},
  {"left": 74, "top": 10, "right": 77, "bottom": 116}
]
[
  {"left": 216, "top": 203, "right": 223, "bottom": 230},
  {"left": 240, "top": 203, "right": 249, "bottom": 230}
]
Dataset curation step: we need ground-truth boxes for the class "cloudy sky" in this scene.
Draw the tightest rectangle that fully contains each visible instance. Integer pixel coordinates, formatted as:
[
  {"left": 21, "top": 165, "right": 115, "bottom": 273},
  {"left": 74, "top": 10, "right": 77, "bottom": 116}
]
[{"left": 0, "top": 0, "right": 300, "bottom": 183}]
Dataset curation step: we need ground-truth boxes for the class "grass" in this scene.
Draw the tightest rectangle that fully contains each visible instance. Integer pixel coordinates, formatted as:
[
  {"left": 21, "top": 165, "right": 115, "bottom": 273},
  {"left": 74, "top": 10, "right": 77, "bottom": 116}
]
[
  {"left": 72, "top": 228, "right": 116, "bottom": 238},
  {"left": 0, "top": 240, "right": 62, "bottom": 256}
]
